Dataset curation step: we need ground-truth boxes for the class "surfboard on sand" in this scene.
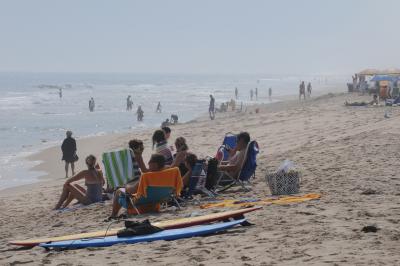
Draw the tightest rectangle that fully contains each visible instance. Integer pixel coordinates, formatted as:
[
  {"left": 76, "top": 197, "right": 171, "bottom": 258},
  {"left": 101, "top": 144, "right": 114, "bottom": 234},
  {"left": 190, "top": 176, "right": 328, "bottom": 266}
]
[
  {"left": 40, "top": 219, "right": 245, "bottom": 249},
  {"left": 10, "top": 207, "right": 260, "bottom": 247}
]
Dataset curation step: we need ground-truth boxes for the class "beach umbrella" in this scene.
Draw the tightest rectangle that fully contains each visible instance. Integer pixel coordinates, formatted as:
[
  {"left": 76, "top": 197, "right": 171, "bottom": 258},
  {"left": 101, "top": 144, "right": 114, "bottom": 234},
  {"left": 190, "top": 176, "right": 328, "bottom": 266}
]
[
  {"left": 381, "top": 68, "right": 400, "bottom": 75},
  {"left": 358, "top": 69, "right": 381, "bottom": 76}
]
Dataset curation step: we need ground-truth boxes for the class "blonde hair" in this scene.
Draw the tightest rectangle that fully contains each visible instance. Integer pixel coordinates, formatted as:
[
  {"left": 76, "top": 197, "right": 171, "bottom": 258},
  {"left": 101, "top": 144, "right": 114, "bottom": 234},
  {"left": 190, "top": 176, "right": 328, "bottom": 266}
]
[
  {"left": 85, "top": 155, "right": 96, "bottom": 169},
  {"left": 175, "top": 137, "right": 188, "bottom": 152}
]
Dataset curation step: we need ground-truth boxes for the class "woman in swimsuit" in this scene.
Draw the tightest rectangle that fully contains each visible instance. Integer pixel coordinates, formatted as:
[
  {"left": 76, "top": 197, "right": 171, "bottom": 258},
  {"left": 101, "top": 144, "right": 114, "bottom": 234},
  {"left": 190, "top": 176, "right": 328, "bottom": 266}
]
[
  {"left": 171, "top": 137, "right": 189, "bottom": 175},
  {"left": 54, "top": 155, "right": 105, "bottom": 210}
]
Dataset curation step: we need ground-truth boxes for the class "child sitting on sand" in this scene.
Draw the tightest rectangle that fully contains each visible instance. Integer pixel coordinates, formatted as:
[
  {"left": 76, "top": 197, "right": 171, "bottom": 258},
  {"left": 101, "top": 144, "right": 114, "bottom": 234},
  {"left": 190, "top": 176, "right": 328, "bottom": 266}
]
[{"left": 54, "top": 155, "right": 105, "bottom": 210}]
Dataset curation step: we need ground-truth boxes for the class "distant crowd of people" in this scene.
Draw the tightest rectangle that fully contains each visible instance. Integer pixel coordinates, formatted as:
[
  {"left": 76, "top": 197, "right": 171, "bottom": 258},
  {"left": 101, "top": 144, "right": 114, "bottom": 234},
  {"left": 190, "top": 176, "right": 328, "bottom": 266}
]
[{"left": 64, "top": 85, "right": 283, "bottom": 124}]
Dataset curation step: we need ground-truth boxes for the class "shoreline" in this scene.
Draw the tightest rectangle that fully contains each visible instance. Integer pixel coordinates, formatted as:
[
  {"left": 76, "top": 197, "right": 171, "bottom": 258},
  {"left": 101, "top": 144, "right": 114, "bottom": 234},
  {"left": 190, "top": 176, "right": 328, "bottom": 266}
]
[{"left": 1, "top": 93, "right": 301, "bottom": 194}]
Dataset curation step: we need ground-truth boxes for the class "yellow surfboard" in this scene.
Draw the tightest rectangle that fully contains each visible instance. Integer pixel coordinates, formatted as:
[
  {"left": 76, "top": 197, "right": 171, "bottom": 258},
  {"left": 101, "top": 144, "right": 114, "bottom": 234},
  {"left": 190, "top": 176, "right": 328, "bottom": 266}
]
[{"left": 200, "top": 193, "right": 321, "bottom": 209}]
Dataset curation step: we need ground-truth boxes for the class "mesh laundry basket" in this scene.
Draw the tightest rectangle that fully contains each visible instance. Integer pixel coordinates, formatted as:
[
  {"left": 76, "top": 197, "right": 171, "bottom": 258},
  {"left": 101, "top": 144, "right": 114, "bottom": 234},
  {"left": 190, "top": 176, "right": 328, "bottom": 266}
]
[{"left": 265, "top": 170, "right": 301, "bottom": 195}]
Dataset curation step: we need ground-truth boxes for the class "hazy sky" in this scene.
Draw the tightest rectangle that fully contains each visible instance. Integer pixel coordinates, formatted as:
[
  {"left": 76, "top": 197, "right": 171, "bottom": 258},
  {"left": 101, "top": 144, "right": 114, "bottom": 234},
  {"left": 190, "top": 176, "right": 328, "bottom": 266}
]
[{"left": 1, "top": 0, "right": 399, "bottom": 75}]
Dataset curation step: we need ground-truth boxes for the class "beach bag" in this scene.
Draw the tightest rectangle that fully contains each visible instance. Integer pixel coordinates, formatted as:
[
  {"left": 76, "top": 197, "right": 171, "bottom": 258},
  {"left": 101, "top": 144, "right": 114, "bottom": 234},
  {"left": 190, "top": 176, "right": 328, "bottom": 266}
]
[
  {"left": 205, "top": 157, "right": 219, "bottom": 190},
  {"left": 73, "top": 153, "right": 79, "bottom": 162},
  {"left": 117, "top": 219, "right": 163, "bottom": 237},
  {"left": 187, "top": 160, "right": 208, "bottom": 195},
  {"left": 265, "top": 160, "right": 301, "bottom": 195}
]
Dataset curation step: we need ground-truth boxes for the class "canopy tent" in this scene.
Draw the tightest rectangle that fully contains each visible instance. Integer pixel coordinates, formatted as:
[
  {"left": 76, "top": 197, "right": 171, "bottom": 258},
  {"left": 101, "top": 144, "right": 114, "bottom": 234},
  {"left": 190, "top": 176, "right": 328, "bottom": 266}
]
[
  {"left": 358, "top": 69, "right": 381, "bottom": 76},
  {"left": 370, "top": 75, "right": 400, "bottom": 82},
  {"left": 381, "top": 68, "right": 400, "bottom": 75},
  {"left": 358, "top": 68, "right": 400, "bottom": 76}
]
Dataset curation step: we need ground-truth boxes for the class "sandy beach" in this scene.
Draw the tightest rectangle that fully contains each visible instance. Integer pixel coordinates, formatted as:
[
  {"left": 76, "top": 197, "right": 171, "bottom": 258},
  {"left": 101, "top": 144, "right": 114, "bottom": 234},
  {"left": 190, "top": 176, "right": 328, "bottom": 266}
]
[{"left": 1, "top": 92, "right": 400, "bottom": 265}]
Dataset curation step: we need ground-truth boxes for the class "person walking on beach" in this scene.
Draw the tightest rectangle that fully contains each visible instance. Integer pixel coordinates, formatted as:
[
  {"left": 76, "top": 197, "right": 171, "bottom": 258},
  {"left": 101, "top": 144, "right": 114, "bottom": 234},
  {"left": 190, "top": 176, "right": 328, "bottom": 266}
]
[
  {"left": 268, "top": 87, "right": 272, "bottom": 100},
  {"left": 209, "top": 94, "right": 215, "bottom": 120},
  {"left": 137, "top": 105, "right": 144, "bottom": 121},
  {"left": 250, "top": 89, "right": 254, "bottom": 101},
  {"left": 156, "top": 101, "right": 162, "bottom": 113},
  {"left": 235, "top": 87, "right": 238, "bottom": 99},
  {"left": 89, "top": 97, "right": 95, "bottom": 112},
  {"left": 299, "top": 81, "right": 306, "bottom": 100},
  {"left": 307, "top": 82, "right": 312, "bottom": 97},
  {"left": 255, "top": 87, "right": 258, "bottom": 100},
  {"left": 61, "top": 131, "right": 77, "bottom": 178}
]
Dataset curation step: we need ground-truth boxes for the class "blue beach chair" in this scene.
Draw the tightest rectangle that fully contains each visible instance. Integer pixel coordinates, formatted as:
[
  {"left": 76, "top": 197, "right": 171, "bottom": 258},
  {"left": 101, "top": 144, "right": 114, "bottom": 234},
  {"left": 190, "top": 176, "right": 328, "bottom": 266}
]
[
  {"left": 216, "top": 132, "right": 237, "bottom": 161},
  {"left": 187, "top": 160, "right": 216, "bottom": 198},
  {"left": 128, "top": 186, "right": 179, "bottom": 215},
  {"left": 216, "top": 140, "right": 259, "bottom": 192}
]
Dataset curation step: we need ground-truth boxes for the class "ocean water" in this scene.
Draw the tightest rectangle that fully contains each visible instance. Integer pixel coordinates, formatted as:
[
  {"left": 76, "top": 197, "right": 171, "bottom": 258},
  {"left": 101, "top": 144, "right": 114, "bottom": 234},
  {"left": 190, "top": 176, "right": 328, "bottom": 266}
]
[{"left": 0, "top": 72, "right": 347, "bottom": 190}]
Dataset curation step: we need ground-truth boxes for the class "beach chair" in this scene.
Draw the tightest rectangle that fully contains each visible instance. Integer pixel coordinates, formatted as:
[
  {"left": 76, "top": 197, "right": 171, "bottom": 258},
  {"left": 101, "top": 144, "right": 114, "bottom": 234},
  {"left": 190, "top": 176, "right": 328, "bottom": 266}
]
[
  {"left": 215, "top": 132, "right": 237, "bottom": 161},
  {"left": 216, "top": 140, "right": 259, "bottom": 192},
  {"left": 126, "top": 167, "right": 183, "bottom": 215},
  {"left": 102, "top": 149, "right": 140, "bottom": 190},
  {"left": 187, "top": 160, "right": 216, "bottom": 198}
]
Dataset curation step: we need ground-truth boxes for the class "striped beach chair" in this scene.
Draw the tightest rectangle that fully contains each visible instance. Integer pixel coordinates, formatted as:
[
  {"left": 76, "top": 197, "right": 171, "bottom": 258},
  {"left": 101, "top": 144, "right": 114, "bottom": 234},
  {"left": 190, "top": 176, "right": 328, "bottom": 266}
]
[{"left": 102, "top": 149, "right": 140, "bottom": 189}]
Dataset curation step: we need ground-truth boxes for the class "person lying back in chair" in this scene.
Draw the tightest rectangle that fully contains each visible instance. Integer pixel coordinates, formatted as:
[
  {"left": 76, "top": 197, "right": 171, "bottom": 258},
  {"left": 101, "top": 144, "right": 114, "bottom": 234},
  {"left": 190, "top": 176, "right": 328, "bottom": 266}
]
[
  {"left": 109, "top": 154, "right": 166, "bottom": 218},
  {"left": 217, "top": 132, "right": 250, "bottom": 179}
]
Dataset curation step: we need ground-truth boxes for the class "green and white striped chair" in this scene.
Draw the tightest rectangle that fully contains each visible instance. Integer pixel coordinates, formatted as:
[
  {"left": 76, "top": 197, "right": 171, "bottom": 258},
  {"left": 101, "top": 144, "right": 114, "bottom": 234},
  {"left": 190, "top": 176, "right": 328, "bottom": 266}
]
[{"left": 102, "top": 149, "right": 140, "bottom": 189}]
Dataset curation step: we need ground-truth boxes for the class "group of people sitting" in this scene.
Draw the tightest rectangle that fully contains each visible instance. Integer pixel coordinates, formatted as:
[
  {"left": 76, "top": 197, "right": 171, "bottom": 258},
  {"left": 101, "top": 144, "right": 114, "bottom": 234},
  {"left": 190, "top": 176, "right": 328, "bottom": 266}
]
[
  {"left": 216, "top": 99, "right": 237, "bottom": 113},
  {"left": 54, "top": 126, "right": 252, "bottom": 219}
]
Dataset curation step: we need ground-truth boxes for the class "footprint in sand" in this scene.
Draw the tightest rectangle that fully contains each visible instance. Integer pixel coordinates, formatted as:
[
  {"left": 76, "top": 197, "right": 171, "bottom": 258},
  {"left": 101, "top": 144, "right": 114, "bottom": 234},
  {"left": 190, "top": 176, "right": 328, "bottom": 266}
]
[{"left": 241, "top": 256, "right": 252, "bottom": 261}]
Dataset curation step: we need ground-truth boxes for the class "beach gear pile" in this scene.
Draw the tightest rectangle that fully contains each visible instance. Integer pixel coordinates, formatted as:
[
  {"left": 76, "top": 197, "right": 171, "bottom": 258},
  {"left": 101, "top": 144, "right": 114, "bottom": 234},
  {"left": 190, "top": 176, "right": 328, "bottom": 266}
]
[
  {"left": 265, "top": 159, "right": 301, "bottom": 195},
  {"left": 11, "top": 208, "right": 261, "bottom": 250}
]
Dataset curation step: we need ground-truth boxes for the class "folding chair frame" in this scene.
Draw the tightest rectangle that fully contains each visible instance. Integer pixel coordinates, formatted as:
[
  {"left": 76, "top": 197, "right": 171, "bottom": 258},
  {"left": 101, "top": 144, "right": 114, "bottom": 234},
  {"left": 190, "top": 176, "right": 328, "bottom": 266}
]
[
  {"left": 126, "top": 188, "right": 181, "bottom": 215},
  {"left": 215, "top": 141, "right": 257, "bottom": 193}
]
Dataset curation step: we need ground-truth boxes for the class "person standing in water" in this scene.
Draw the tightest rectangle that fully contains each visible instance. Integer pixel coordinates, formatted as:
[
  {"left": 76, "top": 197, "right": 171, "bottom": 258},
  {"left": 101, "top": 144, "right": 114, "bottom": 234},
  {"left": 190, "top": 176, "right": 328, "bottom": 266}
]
[
  {"left": 299, "top": 81, "right": 306, "bottom": 100},
  {"left": 255, "top": 87, "right": 258, "bottom": 100},
  {"left": 137, "top": 105, "right": 144, "bottom": 121},
  {"left": 209, "top": 94, "right": 215, "bottom": 120},
  {"left": 250, "top": 89, "right": 254, "bottom": 101},
  {"left": 89, "top": 97, "right": 95, "bottom": 112},
  {"left": 268, "top": 87, "right": 272, "bottom": 100},
  {"left": 307, "top": 82, "right": 312, "bottom": 97},
  {"left": 126, "top": 95, "right": 133, "bottom": 111},
  {"left": 59, "top": 88, "right": 62, "bottom": 99},
  {"left": 156, "top": 101, "right": 162, "bottom": 113},
  {"left": 235, "top": 87, "right": 238, "bottom": 99},
  {"left": 61, "top": 131, "right": 77, "bottom": 178}
]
